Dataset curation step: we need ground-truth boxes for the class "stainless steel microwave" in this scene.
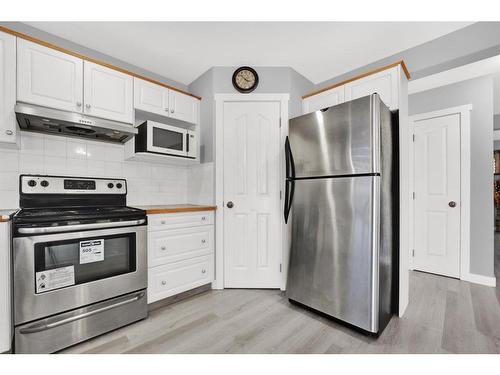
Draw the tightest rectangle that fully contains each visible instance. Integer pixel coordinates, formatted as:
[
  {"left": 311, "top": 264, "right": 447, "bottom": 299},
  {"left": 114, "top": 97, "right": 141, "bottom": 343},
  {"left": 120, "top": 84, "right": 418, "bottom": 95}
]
[{"left": 135, "top": 121, "right": 197, "bottom": 159}]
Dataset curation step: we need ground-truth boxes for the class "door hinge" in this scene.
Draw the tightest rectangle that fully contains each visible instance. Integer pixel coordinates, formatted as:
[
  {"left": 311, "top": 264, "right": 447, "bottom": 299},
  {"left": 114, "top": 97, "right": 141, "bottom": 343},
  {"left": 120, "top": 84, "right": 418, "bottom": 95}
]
[
  {"left": 412, "top": 249, "right": 415, "bottom": 257},
  {"left": 280, "top": 263, "right": 282, "bottom": 273},
  {"left": 280, "top": 190, "right": 282, "bottom": 200},
  {"left": 412, "top": 134, "right": 415, "bottom": 142},
  {"left": 412, "top": 192, "right": 415, "bottom": 200},
  {"left": 279, "top": 118, "right": 282, "bottom": 128}
]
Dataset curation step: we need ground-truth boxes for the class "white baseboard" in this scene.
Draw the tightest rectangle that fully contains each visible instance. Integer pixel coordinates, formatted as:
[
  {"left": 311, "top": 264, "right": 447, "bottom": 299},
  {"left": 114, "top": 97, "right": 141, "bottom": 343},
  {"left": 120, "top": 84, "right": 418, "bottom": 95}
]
[{"left": 462, "top": 273, "right": 497, "bottom": 287}]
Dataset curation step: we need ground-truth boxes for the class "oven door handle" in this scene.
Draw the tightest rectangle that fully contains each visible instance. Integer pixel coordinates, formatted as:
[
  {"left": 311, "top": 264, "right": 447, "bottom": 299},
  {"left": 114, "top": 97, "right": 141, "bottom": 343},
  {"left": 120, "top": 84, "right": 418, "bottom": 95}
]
[
  {"left": 17, "top": 219, "right": 146, "bottom": 234},
  {"left": 19, "top": 291, "right": 146, "bottom": 334}
]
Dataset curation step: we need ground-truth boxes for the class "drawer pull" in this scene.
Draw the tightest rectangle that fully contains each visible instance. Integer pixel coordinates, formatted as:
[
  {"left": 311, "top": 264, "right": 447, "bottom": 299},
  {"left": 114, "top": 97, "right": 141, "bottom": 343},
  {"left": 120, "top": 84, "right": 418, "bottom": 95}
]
[
  {"left": 161, "top": 246, "right": 166, "bottom": 251},
  {"left": 201, "top": 269, "right": 206, "bottom": 274},
  {"left": 201, "top": 239, "right": 206, "bottom": 244},
  {"left": 161, "top": 220, "right": 166, "bottom": 225},
  {"left": 201, "top": 216, "right": 206, "bottom": 221},
  {"left": 161, "top": 280, "right": 167, "bottom": 286}
]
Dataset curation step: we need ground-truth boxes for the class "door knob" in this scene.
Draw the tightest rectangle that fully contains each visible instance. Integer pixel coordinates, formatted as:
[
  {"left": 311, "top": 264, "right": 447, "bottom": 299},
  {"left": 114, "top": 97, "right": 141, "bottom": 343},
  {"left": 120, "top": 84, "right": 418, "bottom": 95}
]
[
  {"left": 226, "top": 201, "right": 234, "bottom": 208},
  {"left": 448, "top": 201, "right": 457, "bottom": 208}
]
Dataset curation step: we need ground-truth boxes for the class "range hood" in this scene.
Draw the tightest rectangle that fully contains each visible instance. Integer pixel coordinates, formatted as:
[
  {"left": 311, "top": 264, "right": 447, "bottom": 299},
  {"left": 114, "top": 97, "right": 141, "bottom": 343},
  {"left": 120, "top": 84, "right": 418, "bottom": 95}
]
[{"left": 15, "top": 103, "right": 137, "bottom": 144}]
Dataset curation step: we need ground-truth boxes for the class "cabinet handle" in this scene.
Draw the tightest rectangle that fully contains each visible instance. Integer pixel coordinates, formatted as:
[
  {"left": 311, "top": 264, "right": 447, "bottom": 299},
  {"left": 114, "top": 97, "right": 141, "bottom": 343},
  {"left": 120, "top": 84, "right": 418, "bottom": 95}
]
[
  {"left": 5, "top": 130, "right": 13, "bottom": 136},
  {"left": 201, "top": 269, "right": 206, "bottom": 274},
  {"left": 161, "top": 220, "right": 166, "bottom": 225},
  {"left": 161, "top": 246, "right": 166, "bottom": 251},
  {"left": 170, "top": 109, "right": 174, "bottom": 114},
  {"left": 165, "top": 108, "right": 169, "bottom": 112},
  {"left": 201, "top": 239, "right": 206, "bottom": 244},
  {"left": 201, "top": 216, "right": 206, "bottom": 221},
  {"left": 76, "top": 101, "right": 82, "bottom": 107},
  {"left": 85, "top": 104, "right": 91, "bottom": 109},
  {"left": 161, "top": 280, "right": 166, "bottom": 285}
]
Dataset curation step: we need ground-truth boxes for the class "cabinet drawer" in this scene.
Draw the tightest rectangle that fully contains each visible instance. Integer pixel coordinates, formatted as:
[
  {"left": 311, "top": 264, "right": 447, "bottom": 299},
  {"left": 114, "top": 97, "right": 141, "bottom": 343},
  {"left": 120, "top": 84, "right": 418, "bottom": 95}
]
[
  {"left": 148, "top": 226, "right": 213, "bottom": 267},
  {"left": 148, "top": 211, "right": 214, "bottom": 231},
  {"left": 148, "top": 256, "right": 213, "bottom": 303}
]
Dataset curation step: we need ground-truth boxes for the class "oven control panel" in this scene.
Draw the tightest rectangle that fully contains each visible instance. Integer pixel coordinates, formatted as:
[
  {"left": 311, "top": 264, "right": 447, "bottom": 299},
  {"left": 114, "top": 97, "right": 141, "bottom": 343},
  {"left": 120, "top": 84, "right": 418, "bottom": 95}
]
[{"left": 21, "top": 175, "right": 127, "bottom": 194}]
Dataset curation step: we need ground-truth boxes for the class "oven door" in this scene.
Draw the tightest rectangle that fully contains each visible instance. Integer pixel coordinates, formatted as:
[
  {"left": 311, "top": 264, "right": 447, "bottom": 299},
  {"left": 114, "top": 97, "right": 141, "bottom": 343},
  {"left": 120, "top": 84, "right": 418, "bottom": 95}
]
[
  {"left": 146, "top": 121, "right": 188, "bottom": 157},
  {"left": 13, "top": 224, "right": 147, "bottom": 325}
]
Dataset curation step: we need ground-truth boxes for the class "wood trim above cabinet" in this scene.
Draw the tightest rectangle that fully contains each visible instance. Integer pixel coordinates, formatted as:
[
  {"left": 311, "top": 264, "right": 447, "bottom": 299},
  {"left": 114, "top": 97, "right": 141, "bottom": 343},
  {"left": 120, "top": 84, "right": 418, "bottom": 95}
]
[
  {"left": 302, "top": 60, "right": 410, "bottom": 99},
  {"left": 0, "top": 25, "right": 201, "bottom": 101}
]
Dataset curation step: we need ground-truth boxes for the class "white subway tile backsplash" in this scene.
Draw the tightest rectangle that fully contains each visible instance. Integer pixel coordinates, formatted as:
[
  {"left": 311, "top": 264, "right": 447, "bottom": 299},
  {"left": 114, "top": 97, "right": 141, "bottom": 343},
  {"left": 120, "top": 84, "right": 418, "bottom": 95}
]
[
  {"left": 0, "top": 132, "right": 191, "bottom": 209},
  {"left": 44, "top": 136, "right": 66, "bottom": 157},
  {"left": 20, "top": 133, "right": 44, "bottom": 155},
  {"left": 0, "top": 151, "right": 19, "bottom": 172},
  {"left": 67, "top": 140, "right": 87, "bottom": 160},
  {"left": 20, "top": 153, "right": 44, "bottom": 173}
]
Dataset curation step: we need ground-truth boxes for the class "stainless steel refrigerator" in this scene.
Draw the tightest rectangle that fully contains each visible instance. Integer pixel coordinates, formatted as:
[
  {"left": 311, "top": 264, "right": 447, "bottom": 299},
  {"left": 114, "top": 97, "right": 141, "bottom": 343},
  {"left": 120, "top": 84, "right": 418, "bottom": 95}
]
[{"left": 284, "top": 94, "right": 396, "bottom": 334}]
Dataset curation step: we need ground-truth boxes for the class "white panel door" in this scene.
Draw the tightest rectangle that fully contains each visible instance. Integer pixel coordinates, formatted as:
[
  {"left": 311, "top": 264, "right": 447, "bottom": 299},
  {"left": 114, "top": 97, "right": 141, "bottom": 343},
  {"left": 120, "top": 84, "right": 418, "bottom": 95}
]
[
  {"left": 344, "top": 66, "right": 399, "bottom": 110},
  {"left": 133, "top": 77, "right": 169, "bottom": 117},
  {"left": 84, "top": 61, "right": 133, "bottom": 123},
  {"left": 223, "top": 101, "right": 281, "bottom": 288},
  {"left": 413, "top": 113, "right": 461, "bottom": 278},
  {"left": 302, "top": 86, "right": 345, "bottom": 114},
  {"left": 17, "top": 38, "right": 83, "bottom": 112},
  {"left": 0, "top": 31, "right": 16, "bottom": 144},
  {"left": 169, "top": 90, "right": 198, "bottom": 124}
]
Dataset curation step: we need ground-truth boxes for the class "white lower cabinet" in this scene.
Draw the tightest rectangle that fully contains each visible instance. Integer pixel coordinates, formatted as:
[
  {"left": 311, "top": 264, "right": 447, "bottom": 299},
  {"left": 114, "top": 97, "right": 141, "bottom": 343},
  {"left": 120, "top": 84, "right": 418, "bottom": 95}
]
[{"left": 147, "top": 211, "right": 214, "bottom": 304}]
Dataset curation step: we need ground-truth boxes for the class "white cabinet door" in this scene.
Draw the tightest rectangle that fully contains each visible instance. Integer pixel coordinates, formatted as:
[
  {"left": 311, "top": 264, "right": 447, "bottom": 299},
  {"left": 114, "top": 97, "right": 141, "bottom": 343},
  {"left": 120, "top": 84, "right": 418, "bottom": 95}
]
[
  {"left": 17, "top": 38, "right": 83, "bottom": 113},
  {"left": 84, "top": 61, "right": 133, "bottom": 123},
  {"left": 0, "top": 31, "right": 16, "bottom": 144},
  {"left": 168, "top": 89, "right": 198, "bottom": 124},
  {"left": 344, "top": 66, "right": 399, "bottom": 110},
  {"left": 302, "top": 86, "right": 345, "bottom": 114},
  {"left": 133, "top": 78, "right": 169, "bottom": 117},
  {"left": 148, "top": 226, "right": 213, "bottom": 267},
  {"left": 148, "top": 255, "right": 213, "bottom": 303}
]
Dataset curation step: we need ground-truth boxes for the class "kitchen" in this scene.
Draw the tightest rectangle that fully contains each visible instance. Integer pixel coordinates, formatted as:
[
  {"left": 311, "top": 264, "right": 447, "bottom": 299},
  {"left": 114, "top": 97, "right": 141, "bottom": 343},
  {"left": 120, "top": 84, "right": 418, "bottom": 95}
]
[{"left": 1, "top": 9, "right": 500, "bottom": 371}]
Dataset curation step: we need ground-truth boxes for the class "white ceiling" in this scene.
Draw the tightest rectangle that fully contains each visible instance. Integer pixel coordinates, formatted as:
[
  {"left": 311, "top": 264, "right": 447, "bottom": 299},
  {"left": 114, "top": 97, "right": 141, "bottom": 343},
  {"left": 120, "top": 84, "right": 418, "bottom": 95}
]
[{"left": 26, "top": 22, "right": 472, "bottom": 85}]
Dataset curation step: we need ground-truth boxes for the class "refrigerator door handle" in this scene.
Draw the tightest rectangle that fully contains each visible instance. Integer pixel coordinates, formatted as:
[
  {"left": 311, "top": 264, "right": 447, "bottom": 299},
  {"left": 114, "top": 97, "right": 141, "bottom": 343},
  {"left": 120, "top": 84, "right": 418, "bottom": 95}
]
[
  {"left": 285, "top": 136, "right": 296, "bottom": 179},
  {"left": 284, "top": 179, "right": 295, "bottom": 223}
]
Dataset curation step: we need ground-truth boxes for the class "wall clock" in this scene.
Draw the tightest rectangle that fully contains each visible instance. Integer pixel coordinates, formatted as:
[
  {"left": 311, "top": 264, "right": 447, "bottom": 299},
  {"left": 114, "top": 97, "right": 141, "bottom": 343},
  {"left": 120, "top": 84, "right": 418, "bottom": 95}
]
[{"left": 232, "top": 67, "right": 259, "bottom": 93}]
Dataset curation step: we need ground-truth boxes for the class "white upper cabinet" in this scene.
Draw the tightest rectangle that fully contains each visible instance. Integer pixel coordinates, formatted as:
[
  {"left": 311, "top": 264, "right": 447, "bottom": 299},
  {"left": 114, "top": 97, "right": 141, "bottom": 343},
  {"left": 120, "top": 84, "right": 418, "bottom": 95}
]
[
  {"left": 168, "top": 89, "right": 198, "bottom": 124},
  {"left": 134, "top": 78, "right": 169, "bottom": 117},
  {"left": 302, "top": 86, "right": 345, "bottom": 114},
  {"left": 17, "top": 38, "right": 83, "bottom": 113},
  {"left": 84, "top": 61, "right": 134, "bottom": 123},
  {"left": 344, "top": 66, "right": 399, "bottom": 110},
  {"left": 0, "top": 31, "right": 16, "bottom": 144}
]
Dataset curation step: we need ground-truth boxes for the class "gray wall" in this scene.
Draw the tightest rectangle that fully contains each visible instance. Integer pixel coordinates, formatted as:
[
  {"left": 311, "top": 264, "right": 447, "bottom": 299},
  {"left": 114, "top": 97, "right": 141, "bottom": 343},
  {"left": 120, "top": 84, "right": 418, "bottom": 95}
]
[
  {"left": 0, "top": 22, "right": 188, "bottom": 91},
  {"left": 409, "top": 76, "right": 494, "bottom": 278},
  {"left": 188, "top": 66, "right": 315, "bottom": 163},
  {"left": 315, "top": 22, "right": 500, "bottom": 88}
]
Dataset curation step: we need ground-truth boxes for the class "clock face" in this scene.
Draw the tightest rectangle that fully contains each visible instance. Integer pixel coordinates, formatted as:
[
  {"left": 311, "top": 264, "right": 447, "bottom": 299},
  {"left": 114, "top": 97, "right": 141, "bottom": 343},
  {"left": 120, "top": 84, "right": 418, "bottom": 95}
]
[{"left": 232, "top": 67, "right": 259, "bottom": 93}]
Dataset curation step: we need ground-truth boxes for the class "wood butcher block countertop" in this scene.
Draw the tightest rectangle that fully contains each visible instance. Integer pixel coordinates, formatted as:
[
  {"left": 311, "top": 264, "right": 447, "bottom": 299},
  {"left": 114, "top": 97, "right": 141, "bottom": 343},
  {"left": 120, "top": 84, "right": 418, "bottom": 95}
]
[
  {"left": 0, "top": 209, "right": 18, "bottom": 222},
  {"left": 136, "top": 204, "right": 217, "bottom": 215}
]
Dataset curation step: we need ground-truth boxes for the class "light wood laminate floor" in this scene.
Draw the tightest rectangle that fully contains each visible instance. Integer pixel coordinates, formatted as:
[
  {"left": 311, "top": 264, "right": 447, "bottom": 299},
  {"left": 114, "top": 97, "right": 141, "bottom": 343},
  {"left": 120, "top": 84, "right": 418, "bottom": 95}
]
[{"left": 62, "top": 237, "right": 500, "bottom": 354}]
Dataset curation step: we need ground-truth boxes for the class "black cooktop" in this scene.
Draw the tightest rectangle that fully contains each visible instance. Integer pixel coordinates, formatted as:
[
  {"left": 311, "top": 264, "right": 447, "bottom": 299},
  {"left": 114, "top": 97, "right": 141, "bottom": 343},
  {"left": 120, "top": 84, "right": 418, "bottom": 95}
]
[{"left": 13, "top": 206, "right": 145, "bottom": 224}]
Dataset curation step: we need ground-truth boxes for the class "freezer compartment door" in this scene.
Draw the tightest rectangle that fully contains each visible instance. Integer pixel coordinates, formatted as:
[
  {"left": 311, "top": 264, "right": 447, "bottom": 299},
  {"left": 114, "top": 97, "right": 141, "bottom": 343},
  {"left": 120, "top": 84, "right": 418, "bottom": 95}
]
[
  {"left": 288, "top": 95, "right": 381, "bottom": 177},
  {"left": 286, "top": 176, "right": 380, "bottom": 332}
]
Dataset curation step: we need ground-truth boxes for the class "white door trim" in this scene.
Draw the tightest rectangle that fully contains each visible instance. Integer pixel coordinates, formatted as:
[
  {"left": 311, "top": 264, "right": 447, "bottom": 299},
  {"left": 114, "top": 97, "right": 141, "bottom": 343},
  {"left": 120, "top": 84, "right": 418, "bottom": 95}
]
[
  {"left": 213, "top": 93, "right": 290, "bottom": 290},
  {"left": 409, "top": 104, "right": 475, "bottom": 283}
]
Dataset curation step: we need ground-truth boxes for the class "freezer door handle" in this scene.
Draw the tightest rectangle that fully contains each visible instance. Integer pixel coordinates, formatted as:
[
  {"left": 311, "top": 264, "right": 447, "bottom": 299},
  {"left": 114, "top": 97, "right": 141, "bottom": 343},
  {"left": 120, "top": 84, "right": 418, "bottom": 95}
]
[{"left": 285, "top": 136, "right": 295, "bottom": 179}]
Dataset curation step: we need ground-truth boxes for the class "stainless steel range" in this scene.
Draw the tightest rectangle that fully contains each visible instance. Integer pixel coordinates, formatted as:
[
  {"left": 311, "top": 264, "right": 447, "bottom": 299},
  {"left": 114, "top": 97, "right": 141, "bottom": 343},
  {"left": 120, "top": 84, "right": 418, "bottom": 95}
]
[{"left": 12, "top": 175, "right": 148, "bottom": 353}]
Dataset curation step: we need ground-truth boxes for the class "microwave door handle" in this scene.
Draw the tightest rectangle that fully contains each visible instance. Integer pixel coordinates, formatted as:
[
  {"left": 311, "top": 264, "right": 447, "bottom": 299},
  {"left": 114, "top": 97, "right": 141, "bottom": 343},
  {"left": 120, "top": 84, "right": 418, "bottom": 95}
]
[
  {"left": 19, "top": 291, "right": 146, "bottom": 334},
  {"left": 186, "top": 133, "right": 190, "bottom": 154}
]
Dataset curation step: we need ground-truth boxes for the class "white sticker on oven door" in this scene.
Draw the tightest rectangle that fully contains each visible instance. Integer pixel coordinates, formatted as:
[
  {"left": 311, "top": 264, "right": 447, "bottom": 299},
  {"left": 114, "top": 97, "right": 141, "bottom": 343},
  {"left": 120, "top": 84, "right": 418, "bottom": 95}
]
[
  {"left": 79, "top": 239, "right": 105, "bottom": 264},
  {"left": 36, "top": 266, "right": 75, "bottom": 293}
]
